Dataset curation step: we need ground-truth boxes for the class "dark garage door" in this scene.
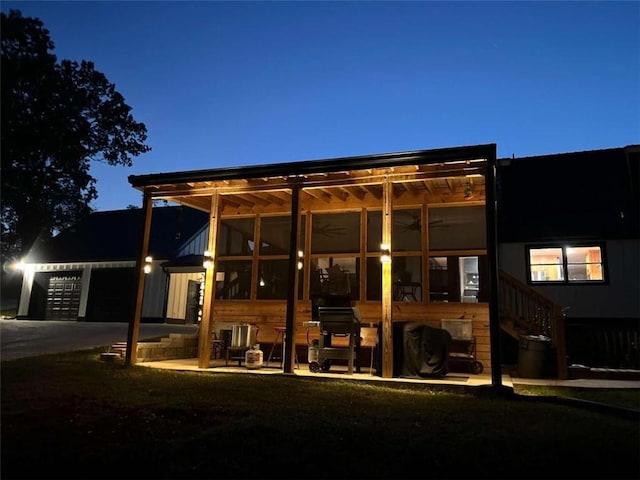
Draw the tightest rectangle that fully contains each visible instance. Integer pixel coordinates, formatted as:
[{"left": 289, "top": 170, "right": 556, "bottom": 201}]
[
  {"left": 46, "top": 274, "right": 82, "bottom": 321},
  {"left": 85, "top": 268, "right": 136, "bottom": 322}
]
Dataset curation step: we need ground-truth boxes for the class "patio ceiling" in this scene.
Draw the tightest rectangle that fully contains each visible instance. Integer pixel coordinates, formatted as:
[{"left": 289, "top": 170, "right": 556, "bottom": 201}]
[{"left": 129, "top": 144, "right": 495, "bottom": 213}]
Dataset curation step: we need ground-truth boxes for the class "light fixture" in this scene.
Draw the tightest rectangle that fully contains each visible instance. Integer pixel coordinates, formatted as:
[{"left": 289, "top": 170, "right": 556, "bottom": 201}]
[
  {"left": 297, "top": 250, "right": 304, "bottom": 270},
  {"left": 10, "top": 259, "right": 25, "bottom": 271},
  {"left": 202, "top": 250, "right": 214, "bottom": 269},
  {"left": 143, "top": 256, "right": 153, "bottom": 274},
  {"left": 464, "top": 181, "right": 474, "bottom": 200},
  {"left": 380, "top": 243, "right": 391, "bottom": 263}
]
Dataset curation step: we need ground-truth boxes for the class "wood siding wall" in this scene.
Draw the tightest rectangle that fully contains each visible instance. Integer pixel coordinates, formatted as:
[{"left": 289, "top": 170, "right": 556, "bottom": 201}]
[{"left": 211, "top": 300, "right": 491, "bottom": 374}]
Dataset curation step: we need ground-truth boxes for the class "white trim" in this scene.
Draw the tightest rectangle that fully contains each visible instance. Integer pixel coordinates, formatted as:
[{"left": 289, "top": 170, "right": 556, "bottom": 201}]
[
  {"left": 17, "top": 265, "right": 35, "bottom": 316},
  {"left": 78, "top": 267, "right": 92, "bottom": 317},
  {"left": 26, "top": 260, "right": 137, "bottom": 272}
]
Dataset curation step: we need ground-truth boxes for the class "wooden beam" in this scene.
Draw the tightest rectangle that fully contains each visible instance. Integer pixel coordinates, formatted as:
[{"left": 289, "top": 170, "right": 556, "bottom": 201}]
[
  {"left": 224, "top": 194, "right": 255, "bottom": 208},
  {"left": 402, "top": 181, "right": 422, "bottom": 195},
  {"left": 263, "top": 192, "right": 286, "bottom": 206},
  {"left": 445, "top": 178, "right": 454, "bottom": 192},
  {"left": 392, "top": 183, "right": 407, "bottom": 199},
  {"left": 220, "top": 197, "right": 241, "bottom": 209},
  {"left": 322, "top": 187, "right": 348, "bottom": 202},
  {"left": 125, "top": 191, "right": 153, "bottom": 366},
  {"left": 243, "top": 193, "right": 271, "bottom": 206},
  {"left": 362, "top": 184, "right": 382, "bottom": 200},
  {"left": 345, "top": 185, "right": 367, "bottom": 200},
  {"left": 198, "top": 193, "right": 220, "bottom": 369},
  {"left": 381, "top": 177, "right": 393, "bottom": 378},
  {"left": 303, "top": 188, "right": 331, "bottom": 202}
]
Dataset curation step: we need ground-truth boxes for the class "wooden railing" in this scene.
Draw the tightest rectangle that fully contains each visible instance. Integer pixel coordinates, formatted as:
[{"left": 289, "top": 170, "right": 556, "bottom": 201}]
[{"left": 498, "top": 270, "right": 568, "bottom": 379}]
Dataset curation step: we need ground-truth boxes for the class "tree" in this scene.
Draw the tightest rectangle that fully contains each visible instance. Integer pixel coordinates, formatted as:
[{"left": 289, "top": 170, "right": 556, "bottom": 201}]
[{"left": 1, "top": 9, "right": 151, "bottom": 262}]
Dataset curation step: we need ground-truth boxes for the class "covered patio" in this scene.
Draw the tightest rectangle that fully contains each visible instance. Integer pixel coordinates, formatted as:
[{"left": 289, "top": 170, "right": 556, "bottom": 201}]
[{"left": 125, "top": 144, "right": 504, "bottom": 387}]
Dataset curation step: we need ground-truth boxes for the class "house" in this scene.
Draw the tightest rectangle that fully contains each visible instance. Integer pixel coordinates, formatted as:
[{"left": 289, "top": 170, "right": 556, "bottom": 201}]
[
  {"left": 15, "top": 206, "right": 208, "bottom": 323},
  {"left": 15, "top": 143, "right": 638, "bottom": 382},
  {"left": 496, "top": 144, "right": 640, "bottom": 379},
  {"left": 123, "top": 142, "right": 638, "bottom": 382}
]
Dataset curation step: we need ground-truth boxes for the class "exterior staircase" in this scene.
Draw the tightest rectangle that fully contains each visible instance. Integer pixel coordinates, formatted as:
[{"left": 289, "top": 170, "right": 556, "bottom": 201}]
[
  {"left": 109, "top": 332, "right": 199, "bottom": 362},
  {"left": 498, "top": 270, "right": 568, "bottom": 379}
]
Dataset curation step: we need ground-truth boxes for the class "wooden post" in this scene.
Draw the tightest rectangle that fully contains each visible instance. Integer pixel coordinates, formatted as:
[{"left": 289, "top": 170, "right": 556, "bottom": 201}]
[
  {"left": 381, "top": 177, "right": 393, "bottom": 378},
  {"left": 125, "top": 191, "right": 153, "bottom": 366},
  {"left": 198, "top": 193, "right": 220, "bottom": 369},
  {"left": 284, "top": 183, "right": 300, "bottom": 374}
]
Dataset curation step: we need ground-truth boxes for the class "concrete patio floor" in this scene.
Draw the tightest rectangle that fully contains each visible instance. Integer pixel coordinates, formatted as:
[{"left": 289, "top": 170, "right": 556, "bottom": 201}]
[{"left": 137, "top": 357, "right": 640, "bottom": 390}]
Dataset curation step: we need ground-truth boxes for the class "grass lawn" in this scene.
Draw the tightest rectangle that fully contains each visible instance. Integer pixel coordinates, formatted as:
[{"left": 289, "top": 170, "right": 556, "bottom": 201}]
[{"left": 2, "top": 348, "right": 639, "bottom": 479}]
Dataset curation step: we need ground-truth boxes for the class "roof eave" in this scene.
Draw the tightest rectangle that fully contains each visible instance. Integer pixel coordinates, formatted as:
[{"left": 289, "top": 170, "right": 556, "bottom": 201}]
[{"left": 128, "top": 143, "right": 496, "bottom": 189}]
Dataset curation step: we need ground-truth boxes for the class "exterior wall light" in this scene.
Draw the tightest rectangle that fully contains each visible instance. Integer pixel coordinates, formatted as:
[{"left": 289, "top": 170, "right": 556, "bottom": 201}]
[
  {"left": 380, "top": 244, "right": 391, "bottom": 263},
  {"left": 11, "top": 259, "right": 25, "bottom": 271},
  {"left": 203, "top": 251, "right": 214, "bottom": 269},
  {"left": 143, "top": 256, "right": 153, "bottom": 274},
  {"left": 297, "top": 250, "right": 304, "bottom": 270}
]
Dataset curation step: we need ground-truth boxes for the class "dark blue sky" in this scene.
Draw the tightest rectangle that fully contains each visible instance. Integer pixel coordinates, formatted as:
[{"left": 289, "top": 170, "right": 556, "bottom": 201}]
[{"left": 3, "top": 1, "right": 639, "bottom": 211}]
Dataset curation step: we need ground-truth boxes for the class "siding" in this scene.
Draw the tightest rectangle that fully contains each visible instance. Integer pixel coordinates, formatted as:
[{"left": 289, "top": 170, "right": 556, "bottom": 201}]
[
  {"left": 498, "top": 239, "right": 640, "bottom": 319},
  {"left": 167, "top": 272, "right": 205, "bottom": 320}
]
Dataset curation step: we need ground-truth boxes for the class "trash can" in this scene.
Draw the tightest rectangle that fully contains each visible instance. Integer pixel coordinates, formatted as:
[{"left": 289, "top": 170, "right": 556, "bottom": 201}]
[{"left": 518, "top": 335, "right": 551, "bottom": 378}]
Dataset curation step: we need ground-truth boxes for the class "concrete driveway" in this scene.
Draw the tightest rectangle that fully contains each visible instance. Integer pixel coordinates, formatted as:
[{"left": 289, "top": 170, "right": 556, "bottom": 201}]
[{"left": 0, "top": 319, "right": 199, "bottom": 361}]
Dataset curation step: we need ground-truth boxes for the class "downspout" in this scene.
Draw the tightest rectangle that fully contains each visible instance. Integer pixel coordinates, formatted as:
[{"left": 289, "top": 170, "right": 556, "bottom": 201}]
[
  {"left": 284, "top": 181, "right": 301, "bottom": 374},
  {"left": 485, "top": 146, "right": 504, "bottom": 390},
  {"left": 125, "top": 191, "right": 153, "bottom": 366}
]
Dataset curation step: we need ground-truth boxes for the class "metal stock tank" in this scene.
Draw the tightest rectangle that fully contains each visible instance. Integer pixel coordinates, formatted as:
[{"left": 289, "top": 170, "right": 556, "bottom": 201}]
[{"left": 231, "top": 324, "right": 258, "bottom": 349}]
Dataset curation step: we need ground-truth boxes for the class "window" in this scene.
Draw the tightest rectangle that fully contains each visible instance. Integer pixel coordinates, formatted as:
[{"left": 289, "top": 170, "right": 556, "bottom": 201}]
[
  {"left": 257, "top": 216, "right": 291, "bottom": 299},
  {"left": 215, "top": 260, "right": 252, "bottom": 300},
  {"left": 256, "top": 259, "right": 289, "bottom": 299},
  {"left": 256, "top": 215, "right": 305, "bottom": 300},
  {"left": 217, "top": 217, "right": 255, "bottom": 256},
  {"left": 393, "top": 209, "right": 422, "bottom": 252},
  {"left": 527, "top": 244, "right": 606, "bottom": 284},
  {"left": 310, "top": 212, "right": 361, "bottom": 300},
  {"left": 392, "top": 256, "right": 422, "bottom": 301},
  {"left": 310, "top": 256, "right": 360, "bottom": 300},
  {"left": 428, "top": 205, "right": 486, "bottom": 250},
  {"left": 259, "top": 216, "right": 290, "bottom": 255},
  {"left": 366, "top": 209, "right": 423, "bottom": 301},
  {"left": 311, "top": 212, "right": 360, "bottom": 254},
  {"left": 215, "top": 217, "right": 255, "bottom": 300},
  {"left": 215, "top": 214, "right": 305, "bottom": 300},
  {"left": 429, "top": 255, "right": 489, "bottom": 302}
]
